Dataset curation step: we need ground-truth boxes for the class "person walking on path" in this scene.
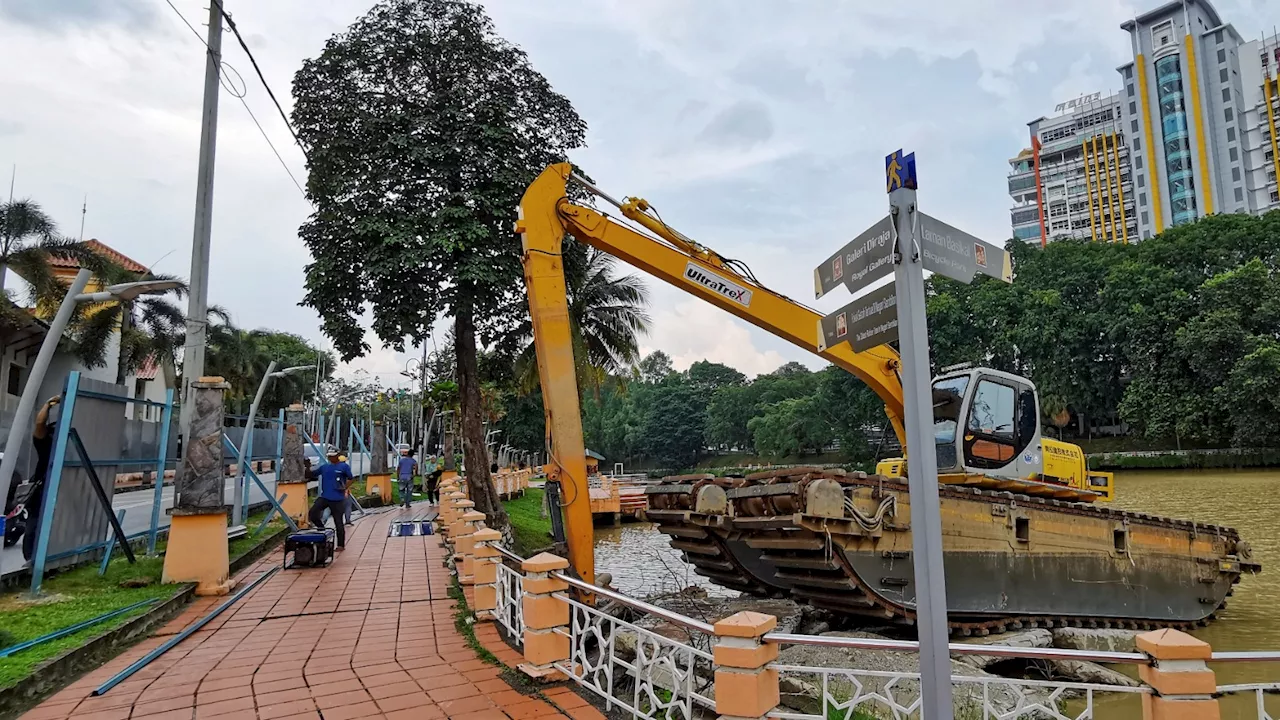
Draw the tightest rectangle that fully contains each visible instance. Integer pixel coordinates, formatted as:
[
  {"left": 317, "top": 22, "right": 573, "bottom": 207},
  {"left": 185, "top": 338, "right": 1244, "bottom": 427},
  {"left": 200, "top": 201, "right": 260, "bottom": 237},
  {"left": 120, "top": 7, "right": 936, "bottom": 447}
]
[
  {"left": 422, "top": 454, "right": 441, "bottom": 505},
  {"left": 308, "top": 448, "right": 352, "bottom": 550},
  {"left": 397, "top": 448, "right": 417, "bottom": 509}
]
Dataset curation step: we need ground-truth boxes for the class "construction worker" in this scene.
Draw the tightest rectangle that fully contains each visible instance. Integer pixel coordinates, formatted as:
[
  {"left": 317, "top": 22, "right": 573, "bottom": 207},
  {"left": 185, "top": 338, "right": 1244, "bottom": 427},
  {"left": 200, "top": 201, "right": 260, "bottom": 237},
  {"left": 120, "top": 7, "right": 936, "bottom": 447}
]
[
  {"left": 396, "top": 448, "right": 417, "bottom": 509},
  {"left": 308, "top": 448, "right": 351, "bottom": 550}
]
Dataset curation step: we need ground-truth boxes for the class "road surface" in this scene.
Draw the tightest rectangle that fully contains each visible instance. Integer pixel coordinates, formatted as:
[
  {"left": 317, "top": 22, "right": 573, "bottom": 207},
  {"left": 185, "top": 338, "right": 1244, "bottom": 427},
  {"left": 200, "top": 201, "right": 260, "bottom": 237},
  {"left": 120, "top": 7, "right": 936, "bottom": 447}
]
[{"left": 0, "top": 453, "right": 373, "bottom": 579}]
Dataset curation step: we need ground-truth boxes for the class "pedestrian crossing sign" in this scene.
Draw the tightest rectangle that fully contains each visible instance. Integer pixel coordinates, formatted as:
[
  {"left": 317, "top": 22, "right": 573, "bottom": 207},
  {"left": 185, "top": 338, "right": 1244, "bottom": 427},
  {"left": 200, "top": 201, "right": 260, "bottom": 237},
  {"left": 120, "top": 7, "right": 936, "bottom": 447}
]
[{"left": 885, "top": 149, "right": 918, "bottom": 192}]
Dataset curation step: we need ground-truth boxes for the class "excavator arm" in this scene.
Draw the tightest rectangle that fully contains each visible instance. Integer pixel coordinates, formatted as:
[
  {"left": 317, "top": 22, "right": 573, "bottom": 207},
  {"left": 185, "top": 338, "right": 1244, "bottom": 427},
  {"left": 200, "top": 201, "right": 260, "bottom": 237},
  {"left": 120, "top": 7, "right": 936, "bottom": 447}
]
[{"left": 517, "top": 163, "right": 908, "bottom": 581}]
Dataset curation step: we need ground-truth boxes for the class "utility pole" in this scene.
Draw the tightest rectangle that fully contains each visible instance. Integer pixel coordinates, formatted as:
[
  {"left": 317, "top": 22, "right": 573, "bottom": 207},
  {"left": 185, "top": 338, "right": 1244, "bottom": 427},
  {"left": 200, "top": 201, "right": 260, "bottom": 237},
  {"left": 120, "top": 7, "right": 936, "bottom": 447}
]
[{"left": 177, "top": 0, "right": 224, "bottom": 447}]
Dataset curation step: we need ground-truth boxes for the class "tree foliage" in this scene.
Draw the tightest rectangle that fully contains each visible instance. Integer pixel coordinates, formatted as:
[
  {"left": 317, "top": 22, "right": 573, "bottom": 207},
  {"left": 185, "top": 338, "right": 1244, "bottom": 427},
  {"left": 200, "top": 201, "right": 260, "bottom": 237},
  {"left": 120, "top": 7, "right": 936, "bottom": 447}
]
[{"left": 926, "top": 210, "right": 1280, "bottom": 447}]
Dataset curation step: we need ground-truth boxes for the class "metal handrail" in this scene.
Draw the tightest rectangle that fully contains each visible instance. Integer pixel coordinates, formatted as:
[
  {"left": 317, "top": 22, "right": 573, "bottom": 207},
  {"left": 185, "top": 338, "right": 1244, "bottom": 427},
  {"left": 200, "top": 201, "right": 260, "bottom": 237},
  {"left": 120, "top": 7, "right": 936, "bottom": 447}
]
[
  {"left": 553, "top": 571, "right": 716, "bottom": 635},
  {"left": 1210, "top": 651, "right": 1280, "bottom": 663},
  {"left": 763, "top": 632, "right": 1148, "bottom": 665},
  {"left": 491, "top": 542, "right": 714, "bottom": 634}
]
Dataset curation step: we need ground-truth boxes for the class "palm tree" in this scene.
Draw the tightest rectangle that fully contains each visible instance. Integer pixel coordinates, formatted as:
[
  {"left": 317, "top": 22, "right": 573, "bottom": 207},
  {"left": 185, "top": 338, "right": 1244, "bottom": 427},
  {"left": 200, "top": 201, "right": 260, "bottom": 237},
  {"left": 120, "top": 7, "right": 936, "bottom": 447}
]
[
  {"left": 514, "top": 244, "right": 650, "bottom": 395},
  {"left": 0, "top": 200, "right": 117, "bottom": 349},
  {"left": 84, "top": 262, "right": 190, "bottom": 385},
  {"left": 204, "top": 316, "right": 270, "bottom": 410},
  {"left": 0, "top": 199, "right": 114, "bottom": 296}
]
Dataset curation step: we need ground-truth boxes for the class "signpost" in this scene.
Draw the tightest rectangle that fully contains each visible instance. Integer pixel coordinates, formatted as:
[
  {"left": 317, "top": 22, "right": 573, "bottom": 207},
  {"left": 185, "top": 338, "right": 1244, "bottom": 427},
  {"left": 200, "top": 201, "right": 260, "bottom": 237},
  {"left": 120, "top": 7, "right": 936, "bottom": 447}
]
[{"left": 813, "top": 149, "right": 1011, "bottom": 720}]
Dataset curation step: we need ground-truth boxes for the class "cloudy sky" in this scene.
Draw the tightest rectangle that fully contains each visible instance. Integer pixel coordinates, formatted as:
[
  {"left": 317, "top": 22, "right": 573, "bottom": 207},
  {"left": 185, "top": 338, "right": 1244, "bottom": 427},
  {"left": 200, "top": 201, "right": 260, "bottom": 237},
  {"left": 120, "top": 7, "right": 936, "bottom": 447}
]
[{"left": 0, "top": 0, "right": 1274, "bottom": 387}]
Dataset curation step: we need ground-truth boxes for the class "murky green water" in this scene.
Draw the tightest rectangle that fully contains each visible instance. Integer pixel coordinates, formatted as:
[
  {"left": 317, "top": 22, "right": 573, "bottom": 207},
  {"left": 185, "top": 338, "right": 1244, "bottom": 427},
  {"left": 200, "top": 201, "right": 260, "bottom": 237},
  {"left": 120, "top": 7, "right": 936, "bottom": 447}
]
[
  {"left": 1112, "top": 468, "right": 1280, "bottom": 718},
  {"left": 593, "top": 468, "right": 1280, "bottom": 718}
]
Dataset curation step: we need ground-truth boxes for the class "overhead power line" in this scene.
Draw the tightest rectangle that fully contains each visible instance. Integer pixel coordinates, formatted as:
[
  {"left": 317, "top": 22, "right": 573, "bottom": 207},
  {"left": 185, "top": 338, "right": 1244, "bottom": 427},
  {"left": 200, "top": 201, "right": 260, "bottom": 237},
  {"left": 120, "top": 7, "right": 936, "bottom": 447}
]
[
  {"left": 209, "top": 0, "right": 310, "bottom": 163},
  {"left": 160, "top": 0, "right": 307, "bottom": 197}
]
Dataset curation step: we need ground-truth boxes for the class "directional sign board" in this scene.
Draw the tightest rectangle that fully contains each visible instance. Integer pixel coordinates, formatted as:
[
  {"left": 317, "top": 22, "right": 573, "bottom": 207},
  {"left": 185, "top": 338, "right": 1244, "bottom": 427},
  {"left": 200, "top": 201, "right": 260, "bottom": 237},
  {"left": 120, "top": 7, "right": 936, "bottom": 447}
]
[
  {"left": 813, "top": 215, "right": 894, "bottom": 300},
  {"left": 918, "top": 212, "right": 1013, "bottom": 284},
  {"left": 816, "top": 282, "right": 898, "bottom": 353}
]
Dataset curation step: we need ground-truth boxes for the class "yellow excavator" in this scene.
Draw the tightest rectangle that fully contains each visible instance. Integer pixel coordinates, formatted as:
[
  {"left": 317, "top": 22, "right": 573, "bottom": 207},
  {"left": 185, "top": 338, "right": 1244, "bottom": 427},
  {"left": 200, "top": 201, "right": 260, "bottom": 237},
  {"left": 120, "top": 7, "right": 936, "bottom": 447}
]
[{"left": 517, "top": 163, "right": 1254, "bottom": 630}]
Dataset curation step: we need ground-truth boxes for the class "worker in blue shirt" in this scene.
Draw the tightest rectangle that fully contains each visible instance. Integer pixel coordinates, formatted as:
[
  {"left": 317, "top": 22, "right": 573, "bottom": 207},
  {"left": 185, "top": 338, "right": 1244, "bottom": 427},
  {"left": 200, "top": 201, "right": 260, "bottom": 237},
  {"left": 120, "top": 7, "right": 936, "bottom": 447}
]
[{"left": 308, "top": 448, "right": 352, "bottom": 550}]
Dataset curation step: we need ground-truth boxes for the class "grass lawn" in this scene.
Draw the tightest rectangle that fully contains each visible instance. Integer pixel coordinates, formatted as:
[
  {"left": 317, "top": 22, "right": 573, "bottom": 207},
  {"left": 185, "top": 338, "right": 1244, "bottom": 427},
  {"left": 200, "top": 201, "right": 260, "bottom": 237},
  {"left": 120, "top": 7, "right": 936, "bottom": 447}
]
[
  {"left": 503, "top": 487, "right": 552, "bottom": 558},
  {"left": 0, "top": 507, "right": 288, "bottom": 691}
]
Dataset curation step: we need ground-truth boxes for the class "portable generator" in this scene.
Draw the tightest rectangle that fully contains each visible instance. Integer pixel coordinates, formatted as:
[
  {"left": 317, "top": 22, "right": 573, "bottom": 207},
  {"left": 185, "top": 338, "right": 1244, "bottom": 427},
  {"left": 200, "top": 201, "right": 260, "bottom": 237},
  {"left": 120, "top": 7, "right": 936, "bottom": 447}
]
[{"left": 284, "top": 528, "right": 335, "bottom": 569}]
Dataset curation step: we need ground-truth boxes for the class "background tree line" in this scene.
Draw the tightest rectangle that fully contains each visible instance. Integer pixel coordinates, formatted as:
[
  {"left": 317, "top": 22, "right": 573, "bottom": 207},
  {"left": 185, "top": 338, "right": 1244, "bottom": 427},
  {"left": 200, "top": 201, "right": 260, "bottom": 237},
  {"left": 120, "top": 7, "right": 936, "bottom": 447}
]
[{"left": 927, "top": 210, "right": 1280, "bottom": 449}]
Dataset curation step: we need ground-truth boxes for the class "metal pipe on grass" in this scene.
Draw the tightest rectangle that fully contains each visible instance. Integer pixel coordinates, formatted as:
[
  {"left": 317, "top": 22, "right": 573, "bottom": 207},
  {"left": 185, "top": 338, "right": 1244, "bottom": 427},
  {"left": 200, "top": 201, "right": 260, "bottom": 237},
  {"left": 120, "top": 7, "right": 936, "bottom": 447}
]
[
  {"left": 0, "top": 598, "right": 157, "bottom": 658},
  {"left": 93, "top": 567, "right": 280, "bottom": 696}
]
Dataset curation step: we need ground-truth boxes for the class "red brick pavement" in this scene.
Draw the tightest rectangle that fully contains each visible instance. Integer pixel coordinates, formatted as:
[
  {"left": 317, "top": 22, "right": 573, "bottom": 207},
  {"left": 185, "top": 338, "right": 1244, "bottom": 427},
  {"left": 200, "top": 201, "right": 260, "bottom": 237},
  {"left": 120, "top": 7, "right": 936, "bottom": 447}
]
[{"left": 23, "top": 509, "right": 606, "bottom": 720}]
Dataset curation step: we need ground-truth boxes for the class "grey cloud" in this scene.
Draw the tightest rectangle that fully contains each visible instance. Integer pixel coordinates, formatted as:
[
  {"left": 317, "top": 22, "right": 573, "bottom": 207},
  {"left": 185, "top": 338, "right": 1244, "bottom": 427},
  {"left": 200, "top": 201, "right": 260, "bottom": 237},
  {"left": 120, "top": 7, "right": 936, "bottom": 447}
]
[
  {"left": 730, "top": 55, "right": 824, "bottom": 102},
  {"left": 0, "top": 0, "right": 158, "bottom": 32},
  {"left": 696, "top": 100, "right": 774, "bottom": 149},
  {"left": 0, "top": 118, "right": 22, "bottom": 137}
]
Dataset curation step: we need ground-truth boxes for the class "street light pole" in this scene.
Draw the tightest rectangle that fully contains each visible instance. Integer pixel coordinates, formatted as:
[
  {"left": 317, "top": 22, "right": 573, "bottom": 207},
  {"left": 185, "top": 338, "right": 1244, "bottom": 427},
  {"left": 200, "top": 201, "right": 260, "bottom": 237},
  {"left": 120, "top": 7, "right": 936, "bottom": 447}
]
[
  {"left": 232, "top": 360, "right": 275, "bottom": 525},
  {"left": 233, "top": 362, "right": 315, "bottom": 523},
  {"left": 0, "top": 270, "right": 182, "bottom": 523},
  {"left": 177, "top": 0, "right": 224, "bottom": 445}
]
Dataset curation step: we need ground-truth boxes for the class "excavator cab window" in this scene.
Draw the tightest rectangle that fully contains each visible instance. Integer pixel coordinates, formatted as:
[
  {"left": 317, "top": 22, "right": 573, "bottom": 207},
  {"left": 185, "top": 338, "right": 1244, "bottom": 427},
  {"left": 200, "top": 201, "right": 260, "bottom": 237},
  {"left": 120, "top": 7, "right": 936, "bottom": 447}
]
[
  {"left": 965, "top": 379, "right": 1018, "bottom": 468},
  {"left": 932, "top": 376, "right": 969, "bottom": 471}
]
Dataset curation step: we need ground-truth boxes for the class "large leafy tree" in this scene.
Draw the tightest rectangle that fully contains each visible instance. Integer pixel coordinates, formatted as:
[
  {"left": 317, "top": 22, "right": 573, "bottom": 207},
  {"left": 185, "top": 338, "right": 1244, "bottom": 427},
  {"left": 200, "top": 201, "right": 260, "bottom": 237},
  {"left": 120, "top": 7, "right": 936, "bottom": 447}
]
[{"left": 293, "top": 0, "right": 586, "bottom": 526}]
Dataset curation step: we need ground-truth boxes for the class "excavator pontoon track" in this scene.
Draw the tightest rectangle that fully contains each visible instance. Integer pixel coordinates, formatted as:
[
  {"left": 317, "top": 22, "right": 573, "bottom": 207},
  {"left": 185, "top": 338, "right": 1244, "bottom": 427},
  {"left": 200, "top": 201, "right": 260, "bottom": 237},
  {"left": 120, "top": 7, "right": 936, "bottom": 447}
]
[{"left": 646, "top": 468, "right": 1258, "bottom": 635}]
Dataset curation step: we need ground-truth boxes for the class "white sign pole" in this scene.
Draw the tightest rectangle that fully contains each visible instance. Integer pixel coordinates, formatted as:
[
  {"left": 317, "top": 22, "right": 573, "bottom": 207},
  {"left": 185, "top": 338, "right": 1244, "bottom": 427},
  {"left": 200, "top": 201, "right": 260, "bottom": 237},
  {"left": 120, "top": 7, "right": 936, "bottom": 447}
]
[{"left": 890, "top": 185, "right": 954, "bottom": 720}]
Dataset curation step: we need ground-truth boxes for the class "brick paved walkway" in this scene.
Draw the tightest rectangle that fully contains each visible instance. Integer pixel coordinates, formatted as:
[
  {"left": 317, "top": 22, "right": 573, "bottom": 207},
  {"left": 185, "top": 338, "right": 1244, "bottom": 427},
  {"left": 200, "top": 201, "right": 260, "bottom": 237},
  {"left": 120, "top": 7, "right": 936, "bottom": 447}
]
[{"left": 23, "top": 508, "right": 606, "bottom": 720}]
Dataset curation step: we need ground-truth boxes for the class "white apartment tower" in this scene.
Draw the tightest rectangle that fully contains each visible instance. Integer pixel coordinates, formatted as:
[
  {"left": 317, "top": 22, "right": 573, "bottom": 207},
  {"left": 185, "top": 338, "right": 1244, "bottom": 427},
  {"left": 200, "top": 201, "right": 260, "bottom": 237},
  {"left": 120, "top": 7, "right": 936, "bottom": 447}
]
[
  {"left": 1009, "top": 0, "right": 1280, "bottom": 244},
  {"left": 1010, "top": 93, "right": 1138, "bottom": 246}
]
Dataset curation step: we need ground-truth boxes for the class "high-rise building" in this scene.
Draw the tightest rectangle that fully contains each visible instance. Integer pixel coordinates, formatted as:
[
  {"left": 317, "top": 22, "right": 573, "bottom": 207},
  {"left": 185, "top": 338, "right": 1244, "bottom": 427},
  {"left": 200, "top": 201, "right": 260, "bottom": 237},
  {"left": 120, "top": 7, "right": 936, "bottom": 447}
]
[
  {"left": 1009, "top": 93, "right": 1138, "bottom": 246},
  {"left": 1009, "top": 0, "right": 1280, "bottom": 245},
  {"left": 1118, "top": 0, "right": 1280, "bottom": 237}
]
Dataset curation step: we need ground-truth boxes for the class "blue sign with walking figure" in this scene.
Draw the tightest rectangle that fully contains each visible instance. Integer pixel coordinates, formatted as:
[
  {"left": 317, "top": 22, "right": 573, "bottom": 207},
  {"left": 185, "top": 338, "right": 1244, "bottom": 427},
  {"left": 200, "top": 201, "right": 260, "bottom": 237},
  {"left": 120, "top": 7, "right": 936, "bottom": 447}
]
[{"left": 885, "top": 149, "right": 918, "bottom": 192}]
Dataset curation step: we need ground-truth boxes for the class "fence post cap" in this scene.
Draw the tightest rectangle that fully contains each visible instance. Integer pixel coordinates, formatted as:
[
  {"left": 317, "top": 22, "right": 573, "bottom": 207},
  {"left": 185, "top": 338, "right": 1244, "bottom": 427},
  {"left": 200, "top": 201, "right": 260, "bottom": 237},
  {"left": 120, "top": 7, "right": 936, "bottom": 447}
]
[
  {"left": 1137, "top": 628, "right": 1212, "bottom": 661},
  {"left": 472, "top": 528, "right": 502, "bottom": 542},
  {"left": 455, "top": 499, "right": 476, "bottom": 508},
  {"left": 461, "top": 510, "right": 486, "bottom": 522},
  {"left": 714, "top": 611, "right": 777, "bottom": 638},
  {"left": 522, "top": 552, "right": 570, "bottom": 573}
]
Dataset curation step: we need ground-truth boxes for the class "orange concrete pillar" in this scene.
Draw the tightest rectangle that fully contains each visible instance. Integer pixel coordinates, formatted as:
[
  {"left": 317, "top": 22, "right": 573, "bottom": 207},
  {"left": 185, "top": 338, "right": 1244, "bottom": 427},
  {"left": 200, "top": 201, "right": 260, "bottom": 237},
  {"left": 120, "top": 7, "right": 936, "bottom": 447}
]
[
  {"left": 441, "top": 490, "right": 466, "bottom": 533},
  {"left": 440, "top": 494, "right": 461, "bottom": 539},
  {"left": 448, "top": 499, "right": 473, "bottom": 543},
  {"left": 519, "top": 552, "right": 570, "bottom": 680},
  {"left": 1137, "top": 629, "right": 1221, "bottom": 720},
  {"left": 449, "top": 499, "right": 475, "bottom": 542},
  {"left": 713, "top": 611, "right": 780, "bottom": 720},
  {"left": 456, "top": 510, "right": 486, "bottom": 584},
  {"left": 162, "top": 377, "right": 233, "bottom": 596},
  {"left": 471, "top": 528, "right": 503, "bottom": 618}
]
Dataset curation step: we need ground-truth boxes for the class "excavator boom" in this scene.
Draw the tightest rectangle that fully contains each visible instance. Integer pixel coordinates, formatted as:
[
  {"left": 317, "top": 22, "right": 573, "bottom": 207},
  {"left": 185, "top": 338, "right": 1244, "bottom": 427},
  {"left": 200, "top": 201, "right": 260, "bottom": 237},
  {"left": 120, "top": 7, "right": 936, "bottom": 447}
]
[{"left": 517, "top": 163, "right": 906, "bottom": 580}]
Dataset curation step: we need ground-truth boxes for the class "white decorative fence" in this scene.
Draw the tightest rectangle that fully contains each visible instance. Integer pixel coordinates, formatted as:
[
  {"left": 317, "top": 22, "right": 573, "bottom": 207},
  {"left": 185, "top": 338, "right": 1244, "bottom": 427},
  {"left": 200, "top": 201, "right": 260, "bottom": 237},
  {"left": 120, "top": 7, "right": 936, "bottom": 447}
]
[
  {"left": 554, "top": 595, "right": 715, "bottom": 720},
  {"left": 470, "top": 541, "right": 1280, "bottom": 720},
  {"left": 494, "top": 560, "right": 524, "bottom": 645},
  {"left": 768, "top": 665, "right": 1151, "bottom": 720}
]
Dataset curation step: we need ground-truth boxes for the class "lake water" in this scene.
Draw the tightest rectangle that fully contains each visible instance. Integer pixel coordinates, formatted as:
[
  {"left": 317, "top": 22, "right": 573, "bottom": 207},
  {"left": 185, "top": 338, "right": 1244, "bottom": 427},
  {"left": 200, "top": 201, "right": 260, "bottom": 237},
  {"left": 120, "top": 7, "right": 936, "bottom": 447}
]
[{"left": 592, "top": 468, "right": 1280, "bottom": 717}]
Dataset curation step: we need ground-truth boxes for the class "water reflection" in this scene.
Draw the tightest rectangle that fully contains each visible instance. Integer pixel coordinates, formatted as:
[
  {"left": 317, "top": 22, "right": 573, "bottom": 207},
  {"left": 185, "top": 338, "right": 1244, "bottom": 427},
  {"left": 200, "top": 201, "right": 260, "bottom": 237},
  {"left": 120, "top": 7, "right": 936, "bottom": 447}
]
[{"left": 593, "top": 522, "right": 736, "bottom": 599}]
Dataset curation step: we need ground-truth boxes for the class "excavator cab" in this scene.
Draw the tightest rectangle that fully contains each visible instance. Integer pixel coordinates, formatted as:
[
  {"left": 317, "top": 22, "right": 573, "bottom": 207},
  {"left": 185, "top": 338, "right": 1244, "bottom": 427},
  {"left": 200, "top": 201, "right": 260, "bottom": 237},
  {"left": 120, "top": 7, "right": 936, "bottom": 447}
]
[
  {"left": 876, "top": 364, "right": 1114, "bottom": 500},
  {"left": 931, "top": 367, "right": 1043, "bottom": 479}
]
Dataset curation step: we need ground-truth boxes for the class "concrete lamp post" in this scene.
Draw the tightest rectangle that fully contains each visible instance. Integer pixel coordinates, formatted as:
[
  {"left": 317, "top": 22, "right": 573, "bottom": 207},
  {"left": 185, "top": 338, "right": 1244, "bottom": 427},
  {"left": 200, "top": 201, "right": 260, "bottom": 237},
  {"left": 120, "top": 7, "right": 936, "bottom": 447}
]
[
  {"left": 0, "top": 269, "right": 181, "bottom": 538},
  {"left": 232, "top": 362, "right": 315, "bottom": 524}
]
